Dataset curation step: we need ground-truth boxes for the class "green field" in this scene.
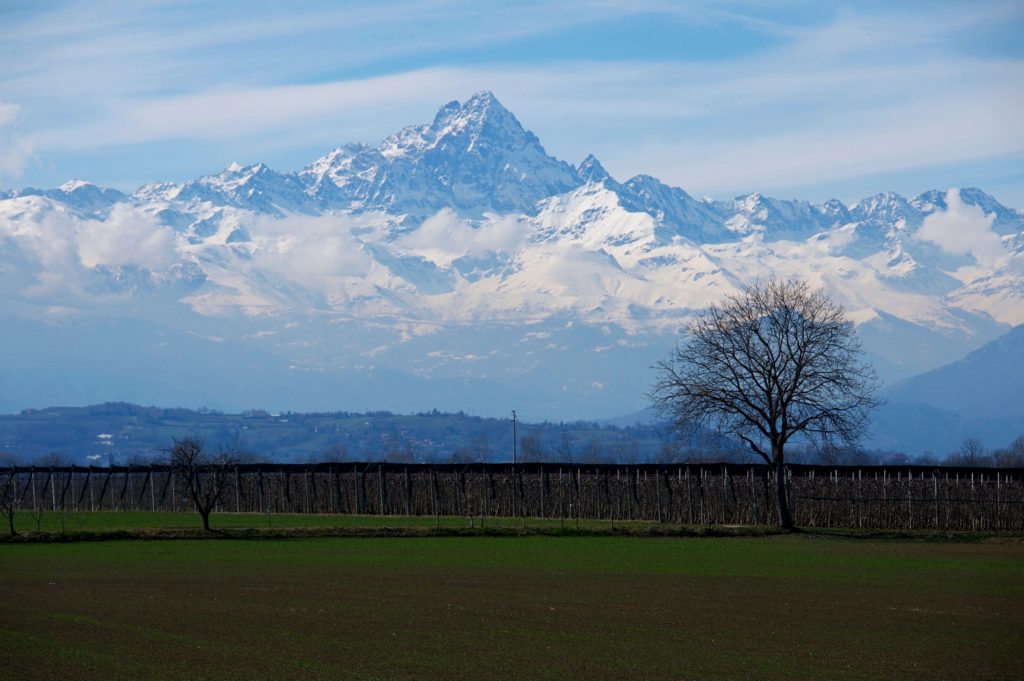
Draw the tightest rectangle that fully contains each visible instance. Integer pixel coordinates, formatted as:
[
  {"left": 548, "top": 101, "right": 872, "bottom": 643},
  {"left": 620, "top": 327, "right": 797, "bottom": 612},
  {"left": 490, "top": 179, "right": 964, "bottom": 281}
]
[
  {"left": 7, "top": 510, "right": 684, "bottom": 535},
  {"left": 2, "top": 528, "right": 1022, "bottom": 680}
]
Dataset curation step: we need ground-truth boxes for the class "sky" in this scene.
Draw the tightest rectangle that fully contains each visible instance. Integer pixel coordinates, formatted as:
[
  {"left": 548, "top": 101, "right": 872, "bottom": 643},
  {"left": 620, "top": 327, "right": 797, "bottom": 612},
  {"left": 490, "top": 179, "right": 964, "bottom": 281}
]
[{"left": 1, "top": 0, "right": 1023, "bottom": 207}]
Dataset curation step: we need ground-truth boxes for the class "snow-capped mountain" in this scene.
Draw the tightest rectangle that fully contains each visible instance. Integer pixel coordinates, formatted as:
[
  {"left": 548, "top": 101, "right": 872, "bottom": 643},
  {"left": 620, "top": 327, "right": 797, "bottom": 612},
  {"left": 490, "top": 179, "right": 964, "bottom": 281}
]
[
  {"left": 1, "top": 91, "right": 1022, "bottom": 437},
  {"left": 299, "top": 91, "right": 581, "bottom": 218}
]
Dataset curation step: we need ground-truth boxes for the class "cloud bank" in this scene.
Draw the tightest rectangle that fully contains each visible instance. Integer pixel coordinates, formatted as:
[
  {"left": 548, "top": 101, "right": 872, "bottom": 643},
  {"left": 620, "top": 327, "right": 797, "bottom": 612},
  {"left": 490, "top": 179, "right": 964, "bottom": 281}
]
[
  {"left": 0, "top": 200, "right": 180, "bottom": 299},
  {"left": 396, "top": 209, "right": 527, "bottom": 259},
  {"left": 914, "top": 188, "right": 1006, "bottom": 263}
]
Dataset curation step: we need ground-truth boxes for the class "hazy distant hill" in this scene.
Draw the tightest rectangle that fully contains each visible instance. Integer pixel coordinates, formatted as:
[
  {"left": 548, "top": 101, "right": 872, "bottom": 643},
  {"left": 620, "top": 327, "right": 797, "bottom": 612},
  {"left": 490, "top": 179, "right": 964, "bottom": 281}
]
[
  {"left": 0, "top": 403, "right": 672, "bottom": 465},
  {"left": 886, "top": 324, "right": 1024, "bottom": 419},
  {"left": 868, "top": 325, "right": 1024, "bottom": 453}
]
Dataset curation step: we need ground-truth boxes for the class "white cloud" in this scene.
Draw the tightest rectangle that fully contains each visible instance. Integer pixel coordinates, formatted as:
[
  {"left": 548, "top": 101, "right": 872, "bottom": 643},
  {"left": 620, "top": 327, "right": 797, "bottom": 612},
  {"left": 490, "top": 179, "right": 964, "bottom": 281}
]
[
  {"left": 0, "top": 101, "right": 34, "bottom": 178},
  {"left": 2, "top": 3, "right": 1022, "bottom": 203},
  {"left": 914, "top": 188, "right": 1006, "bottom": 263},
  {"left": 396, "top": 209, "right": 527, "bottom": 258},
  {"left": 244, "top": 213, "right": 373, "bottom": 285},
  {"left": 0, "top": 200, "right": 179, "bottom": 299},
  {"left": 0, "top": 102, "right": 21, "bottom": 128},
  {"left": 77, "top": 204, "right": 177, "bottom": 269}
]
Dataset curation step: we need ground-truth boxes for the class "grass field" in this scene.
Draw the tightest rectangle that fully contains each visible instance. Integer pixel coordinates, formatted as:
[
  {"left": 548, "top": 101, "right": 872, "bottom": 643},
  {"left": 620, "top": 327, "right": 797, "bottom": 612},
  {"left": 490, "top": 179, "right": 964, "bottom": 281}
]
[
  {"left": 2, "top": 527, "right": 1022, "bottom": 680},
  {"left": 6, "top": 510, "right": 697, "bottom": 536}
]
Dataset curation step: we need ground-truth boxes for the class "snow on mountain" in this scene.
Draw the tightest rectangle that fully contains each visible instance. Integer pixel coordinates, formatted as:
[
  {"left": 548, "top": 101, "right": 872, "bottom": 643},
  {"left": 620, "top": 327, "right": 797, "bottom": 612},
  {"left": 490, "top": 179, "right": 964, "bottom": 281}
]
[
  {"left": 300, "top": 91, "right": 581, "bottom": 218},
  {"left": 11, "top": 180, "right": 127, "bottom": 217},
  {"left": 1, "top": 91, "right": 1023, "bottom": 425}
]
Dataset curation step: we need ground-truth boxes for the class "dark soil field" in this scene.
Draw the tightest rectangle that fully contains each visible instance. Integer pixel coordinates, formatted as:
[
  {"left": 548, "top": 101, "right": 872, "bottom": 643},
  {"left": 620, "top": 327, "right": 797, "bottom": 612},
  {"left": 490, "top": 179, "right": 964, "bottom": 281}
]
[{"left": 2, "top": 531, "right": 1022, "bottom": 680}]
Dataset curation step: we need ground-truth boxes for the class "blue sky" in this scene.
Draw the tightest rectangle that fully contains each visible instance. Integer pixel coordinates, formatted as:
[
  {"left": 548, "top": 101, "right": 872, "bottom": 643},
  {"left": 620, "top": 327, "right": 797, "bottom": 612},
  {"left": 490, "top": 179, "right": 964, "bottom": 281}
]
[{"left": 2, "top": 0, "right": 1023, "bottom": 206}]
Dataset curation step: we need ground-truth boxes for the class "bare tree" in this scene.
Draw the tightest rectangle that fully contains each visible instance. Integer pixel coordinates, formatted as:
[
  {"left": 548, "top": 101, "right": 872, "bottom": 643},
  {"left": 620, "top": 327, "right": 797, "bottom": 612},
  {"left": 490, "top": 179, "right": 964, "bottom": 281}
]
[
  {"left": 947, "top": 437, "right": 992, "bottom": 467},
  {"left": 520, "top": 432, "right": 544, "bottom": 462},
  {"left": 650, "top": 279, "right": 880, "bottom": 528},
  {"left": 994, "top": 435, "right": 1024, "bottom": 467},
  {"left": 164, "top": 438, "right": 238, "bottom": 531},
  {"left": 555, "top": 432, "right": 575, "bottom": 463}
]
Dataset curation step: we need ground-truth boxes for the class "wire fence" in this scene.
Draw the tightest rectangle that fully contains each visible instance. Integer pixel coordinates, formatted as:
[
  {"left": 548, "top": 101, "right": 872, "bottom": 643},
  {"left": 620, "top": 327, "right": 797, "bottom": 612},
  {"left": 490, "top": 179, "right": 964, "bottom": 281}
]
[{"left": 4, "top": 462, "right": 1023, "bottom": 531}]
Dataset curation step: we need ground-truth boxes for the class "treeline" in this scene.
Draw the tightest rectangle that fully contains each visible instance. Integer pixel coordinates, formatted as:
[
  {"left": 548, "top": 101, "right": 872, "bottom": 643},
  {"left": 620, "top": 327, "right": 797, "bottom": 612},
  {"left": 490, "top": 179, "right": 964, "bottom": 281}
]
[{"left": 1, "top": 403, "right": 1021, "bottom": 468}]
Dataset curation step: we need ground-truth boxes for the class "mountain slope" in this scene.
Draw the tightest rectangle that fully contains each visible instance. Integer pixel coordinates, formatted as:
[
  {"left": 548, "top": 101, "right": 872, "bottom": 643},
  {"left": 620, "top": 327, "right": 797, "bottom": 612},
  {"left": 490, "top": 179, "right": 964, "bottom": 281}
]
[
  {"left": 886, "top": 324, "right": 1024, "bottom": 419},
  {"left": 866, "top": 325, "right": 1024, "bottom": 453}
]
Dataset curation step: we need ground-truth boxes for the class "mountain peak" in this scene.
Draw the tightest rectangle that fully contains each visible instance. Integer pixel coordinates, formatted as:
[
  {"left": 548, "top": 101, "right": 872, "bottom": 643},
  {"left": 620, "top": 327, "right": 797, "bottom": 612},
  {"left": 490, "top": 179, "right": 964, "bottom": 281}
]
[
  {"left": 452, "top": 90, "right": 504, "bottom": 118},
  {"left": 578, "top": 154, "right": 612, "bottom": 183},
  {"left": 428, "top": 91, "right": 521, "bottom": 139},
  {"left": 369, "top": 92, "right": 581, "bottom": 215},
  {"left": 462, "top": 89, "right": 502, "bottom": 113},
  {"left": 58, "top": 179, "right": 94, "bottom": 192}
]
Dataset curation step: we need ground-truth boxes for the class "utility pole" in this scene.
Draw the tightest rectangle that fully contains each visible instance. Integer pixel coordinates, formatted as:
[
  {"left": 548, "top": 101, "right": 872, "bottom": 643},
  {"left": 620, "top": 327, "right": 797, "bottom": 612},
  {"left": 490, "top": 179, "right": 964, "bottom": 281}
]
[{"left": 511, "top": 410, "right": 518, "bottom": 465}]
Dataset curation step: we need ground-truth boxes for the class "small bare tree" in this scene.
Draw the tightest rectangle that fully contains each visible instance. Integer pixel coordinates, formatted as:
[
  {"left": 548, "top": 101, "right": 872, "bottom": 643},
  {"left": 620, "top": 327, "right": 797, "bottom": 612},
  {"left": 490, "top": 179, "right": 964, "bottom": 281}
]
[
  {"left": 2, "top": 469, "right": 18, "bottom": 536},
  {"left": 164, "top": 438, "right": 238, "bottom": 531},
  {"left": 994, "top": 435, "right": 1024, "bottom": 467},
  {"left": 650, "top": 279, "right": 880, "bottom": 528},
  {"left": 947, "top": 437, "right": 992, "bottom": 467},
  {"left": 520, "top": 432, "right": 545, "bottom": 462}
]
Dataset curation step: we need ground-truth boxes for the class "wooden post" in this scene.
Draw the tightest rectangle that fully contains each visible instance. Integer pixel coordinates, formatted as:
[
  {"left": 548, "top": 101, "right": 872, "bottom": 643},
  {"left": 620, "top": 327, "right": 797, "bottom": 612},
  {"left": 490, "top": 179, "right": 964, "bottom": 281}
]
[
  {"left": 58, "top": 468, "right": 72, "bottom": 510},
  {"left": 430, "top": 466, "right": 439, "bottom": 526},
  {"left": 574, "top": 467, "right": 581, "bottom": 530},
  {"left": 486, "top": 470, "right": 495, "bottom": 521},
  {"left": 155, "top": 468, "right": 169, "bottom": 511},
  {"left": 561, "top": 464, "right": 569, "bottom": 528},
  {"left": 48, "top": 468, "right": 57, "bottom": 511},
  {"left": 907, "top": 477, "right": 913, "bottom": 529},
  {"left": 77, "top": 468, "right": 90, "bottom": 510},
  {"left": 722, "top": 465, "right": 729, "bottom": 524},
  {"left": 97, "top": 469, "right": 113, "bottom": 511},
  {"left": 356, "top": 466, "right": 366, "bottom": 515},
  {"left": 517, "top": 467, "right": 526, "bottom": 526},
  {"left": 456, "top": 469, "right": 465, "bottom": 518},
  {"left": 540, "top": 465, "right": 547, "bottom": 521},
  {"left": 749, "top": 469, "right": 757, "bottom": 525},
  {"left": 333, "top": 466, "right": 341, "bottom": 515},
  {"left": 404, "top": 466, "right": 413, "bottom": 516},
  {"left": 996, "top": 472, "right": 1001, "bottom": 528}
]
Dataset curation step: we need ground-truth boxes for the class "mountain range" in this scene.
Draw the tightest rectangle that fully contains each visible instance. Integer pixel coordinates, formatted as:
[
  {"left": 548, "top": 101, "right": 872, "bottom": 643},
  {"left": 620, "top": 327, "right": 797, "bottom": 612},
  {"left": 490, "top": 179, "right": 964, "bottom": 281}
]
[{"left": 1, "top": 91, "right": 1022, "bottom": 452}]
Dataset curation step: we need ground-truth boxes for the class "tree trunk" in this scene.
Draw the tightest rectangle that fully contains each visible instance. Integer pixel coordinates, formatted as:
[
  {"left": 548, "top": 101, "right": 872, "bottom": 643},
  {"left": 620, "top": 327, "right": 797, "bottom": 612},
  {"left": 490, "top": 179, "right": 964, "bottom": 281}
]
[
  {"left": 201, "top": 509, "right": 211, "bottom": 531},
  {"left": 774, "top": 451, "right": 794, "bottom": 529}
]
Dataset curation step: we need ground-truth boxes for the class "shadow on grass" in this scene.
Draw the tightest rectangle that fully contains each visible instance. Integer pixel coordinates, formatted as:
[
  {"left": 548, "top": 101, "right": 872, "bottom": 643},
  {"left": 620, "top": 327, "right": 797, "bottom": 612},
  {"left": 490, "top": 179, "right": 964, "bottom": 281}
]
[
  {"left": 3, "top": 522, "right": 1019, "bottom": 544},
  {"left": 2, "top": 523, "right": 795, "bottom": 544}
]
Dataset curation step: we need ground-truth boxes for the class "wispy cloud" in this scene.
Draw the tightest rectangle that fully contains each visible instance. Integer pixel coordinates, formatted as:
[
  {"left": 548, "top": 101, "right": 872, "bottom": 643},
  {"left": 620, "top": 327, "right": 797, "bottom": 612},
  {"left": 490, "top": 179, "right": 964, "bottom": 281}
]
[
  {"left": 396, "top": 209, "right": 528, "bottom": 259},
  {"left": 0, "top": 101, "right": 34, "bottom": 178},
  {"left": 2, "top": 1, "right": 1022, "bottom": 203}
]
